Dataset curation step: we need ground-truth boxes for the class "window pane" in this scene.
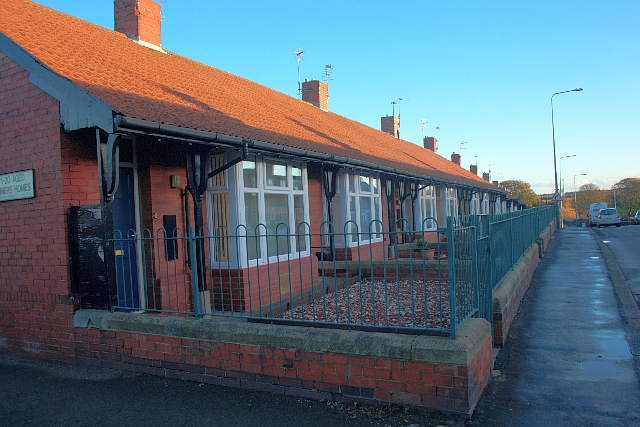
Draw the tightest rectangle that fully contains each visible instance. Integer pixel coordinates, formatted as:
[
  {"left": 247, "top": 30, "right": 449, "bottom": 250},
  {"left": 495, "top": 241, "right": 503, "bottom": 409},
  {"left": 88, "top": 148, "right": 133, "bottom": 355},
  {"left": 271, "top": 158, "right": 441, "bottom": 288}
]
[
  {"left": 372, "top": 177, "right": 379, "bottom": 194},
  {"left": 292, "top": 162, "right": 303, "bottom": 190},
  {"left": 374, "top": 196, "right": 381, "bottom": 237},
  {"left": 360, "top": 196, "right": 372, "bottom": 236},
  {"left": 211, "top": 193, "right": 231, "bottom": 262},
  {"left": 360, "top": 175, "right": 371, "bottom": 193},
  {"left": 266, "top": 159, "right": 287, "bottom": 187},
  {"left": 294, "top": 195, "right": 306, "bottom": 252},
  {"left": 265, "top": 193, "right": 289, "bottom": 256},
  {"left": 242, "top": 157, "right": 257, "bottom": 188},
  {"left": 448, "top": 199, "right": 456, "bottom": 216},
  {"left": 209, "top": 154, "right": 227, "bottom": 187},
  {"left": 244, "top": 193, "right": 260, "bottom": 260},
  {"left": 348, "top": 172, "right": 355, "bottom": 194},
  {"left": 423, "top": 186, "right": 433, "bottom": 197},
  {"left": 349, "top": 196, "right": 357, "bottom": 243}
]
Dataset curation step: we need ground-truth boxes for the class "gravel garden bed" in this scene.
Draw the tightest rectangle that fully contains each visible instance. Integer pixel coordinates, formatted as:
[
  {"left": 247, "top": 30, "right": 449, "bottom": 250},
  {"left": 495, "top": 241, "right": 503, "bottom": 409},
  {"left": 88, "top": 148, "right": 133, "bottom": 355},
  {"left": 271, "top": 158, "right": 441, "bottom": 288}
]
[{"left": 280, "top": 279, "right": 450, "bottom": 330}]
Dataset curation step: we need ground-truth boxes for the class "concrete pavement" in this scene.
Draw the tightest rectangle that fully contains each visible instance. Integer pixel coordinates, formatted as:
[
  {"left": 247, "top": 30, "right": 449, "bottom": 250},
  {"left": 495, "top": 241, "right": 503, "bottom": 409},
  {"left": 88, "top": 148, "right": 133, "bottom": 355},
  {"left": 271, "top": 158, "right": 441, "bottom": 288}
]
[{"left": 469, "top": 228, "right": 640, "bottom": 426}]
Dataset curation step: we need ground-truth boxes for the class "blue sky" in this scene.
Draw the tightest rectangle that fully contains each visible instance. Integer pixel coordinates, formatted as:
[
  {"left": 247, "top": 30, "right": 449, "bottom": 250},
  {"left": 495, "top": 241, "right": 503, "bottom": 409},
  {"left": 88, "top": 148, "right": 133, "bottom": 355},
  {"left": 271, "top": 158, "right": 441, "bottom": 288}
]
[{"left": 34, "top": 1, "right": 640, "bottom": 194}]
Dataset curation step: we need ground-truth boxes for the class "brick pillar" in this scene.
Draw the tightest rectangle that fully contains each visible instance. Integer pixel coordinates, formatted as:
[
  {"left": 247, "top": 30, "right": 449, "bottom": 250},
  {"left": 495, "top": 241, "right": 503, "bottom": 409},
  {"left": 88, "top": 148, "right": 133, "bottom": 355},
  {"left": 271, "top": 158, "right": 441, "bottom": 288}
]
[
  {"left": 302, "top": 80, "right": 328, "bottom": 111},
  {"left": 114, "top": 0, "right": 162, "bottom": 47}
]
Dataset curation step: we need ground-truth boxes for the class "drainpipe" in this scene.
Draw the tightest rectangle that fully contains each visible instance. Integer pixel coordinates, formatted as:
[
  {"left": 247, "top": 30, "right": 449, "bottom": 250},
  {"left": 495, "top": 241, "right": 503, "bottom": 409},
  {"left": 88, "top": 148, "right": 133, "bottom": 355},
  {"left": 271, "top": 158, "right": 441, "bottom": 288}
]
[{"left": 182, "top": 185, "right": 192, "bottom": 268}]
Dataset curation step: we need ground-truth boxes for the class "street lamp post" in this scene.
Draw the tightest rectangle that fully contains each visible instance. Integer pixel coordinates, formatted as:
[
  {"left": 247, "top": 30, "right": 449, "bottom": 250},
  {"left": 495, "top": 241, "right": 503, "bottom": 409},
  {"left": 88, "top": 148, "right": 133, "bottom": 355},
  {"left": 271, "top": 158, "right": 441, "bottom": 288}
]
[
  {"left": 574, "top": 173, "right": 587, "bottom": 223},
  {"left": 559, "top": 154, "right": 576, "bottom": 197},
  {"left": 558, "top": 154, "right": 576, "bottom": 228},
  {"left": 551, "top": 88, "right": 582, "bottom": 227}
]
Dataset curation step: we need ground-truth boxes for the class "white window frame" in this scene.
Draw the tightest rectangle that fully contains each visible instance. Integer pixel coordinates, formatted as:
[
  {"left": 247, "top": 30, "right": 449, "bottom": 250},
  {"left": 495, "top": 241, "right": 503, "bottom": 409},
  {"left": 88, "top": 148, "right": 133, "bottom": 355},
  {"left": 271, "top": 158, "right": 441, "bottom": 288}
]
[
  {"left": 237, "top": 155, "right": 310, "bottom": 267},
  {"left": 481, "top": 193, "right": 490, "bottom": 214},
  {"left": 446, "top": 187, "right": 458, "bottom": 218},
  {"left": 471, "top": 192, "right": 480, "bottom": 215},
  {"left": 417, "top": 185, "right": 438, "bottom": 230},
  {"left": 340, "top": 171, "right": 383, "bottom": 246},
  {"left": 206, "top": 152, "right": 236, "bottom": 264}
]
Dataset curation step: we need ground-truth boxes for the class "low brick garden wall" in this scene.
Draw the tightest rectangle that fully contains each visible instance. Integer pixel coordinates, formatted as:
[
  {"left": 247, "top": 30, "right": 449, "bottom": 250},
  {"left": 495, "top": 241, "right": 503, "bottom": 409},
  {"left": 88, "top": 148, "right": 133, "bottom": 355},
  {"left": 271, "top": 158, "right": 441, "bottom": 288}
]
[{"left": 73, "top": 310, "right": 492, "bottom": 415}]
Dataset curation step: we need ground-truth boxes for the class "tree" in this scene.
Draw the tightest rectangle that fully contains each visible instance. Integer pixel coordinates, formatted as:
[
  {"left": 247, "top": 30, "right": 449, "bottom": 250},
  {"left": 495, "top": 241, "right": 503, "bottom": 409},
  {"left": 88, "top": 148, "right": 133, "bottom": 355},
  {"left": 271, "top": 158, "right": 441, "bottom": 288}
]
[
  {"left": 562, "top": 197, "right": 576, "bottom": 222},
  {"left": 575, "top": 183, "right": 605, "bottom": 218},
  {"left": 499, "top": 180, "right": 541, "bottom": 207},
  {"left": 612, "top": 178, "right": 640, "bottom": 213}
]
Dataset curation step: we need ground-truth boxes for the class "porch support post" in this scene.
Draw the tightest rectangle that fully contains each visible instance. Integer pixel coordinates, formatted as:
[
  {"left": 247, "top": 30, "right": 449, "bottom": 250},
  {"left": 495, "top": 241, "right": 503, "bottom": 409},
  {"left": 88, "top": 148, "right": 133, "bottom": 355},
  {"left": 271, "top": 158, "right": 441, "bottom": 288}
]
[
  {"left": 185, "top": 148, "right": 210, "bottom": 299},
  {"left": 101, "top": 133, "right": 122, "bottom": 201},
  {"left": 322, "top": 165, "right": 339, "bottom": 258},
  {"left": 384, "top": 175, "right": 396, "bottom": 255},
  {"left": 409, "top": 180, "right": 419, "bottom": 233},
  {"left": 96, "top": 129, "right": 118, "bottom": 309}
]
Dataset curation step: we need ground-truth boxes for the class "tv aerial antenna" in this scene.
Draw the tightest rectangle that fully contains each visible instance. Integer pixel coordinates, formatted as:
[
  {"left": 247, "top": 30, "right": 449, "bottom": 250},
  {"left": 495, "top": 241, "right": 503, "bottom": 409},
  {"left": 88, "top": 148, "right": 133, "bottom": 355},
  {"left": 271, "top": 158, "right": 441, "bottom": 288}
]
[
  {"left": 295, "top": 47, "right": 304, "bottom": 98},
  {"left": 397, "top": 98, "right": 408, "bottom": 139},
  {"left": 459, "top": 141, "right": 469, "bottom": 154},
  {"left": 421, "top": 119, "right": 428, "bottom": 138},
  {"left": 324, "top": 64, "right": 337, "bottom": 86}
]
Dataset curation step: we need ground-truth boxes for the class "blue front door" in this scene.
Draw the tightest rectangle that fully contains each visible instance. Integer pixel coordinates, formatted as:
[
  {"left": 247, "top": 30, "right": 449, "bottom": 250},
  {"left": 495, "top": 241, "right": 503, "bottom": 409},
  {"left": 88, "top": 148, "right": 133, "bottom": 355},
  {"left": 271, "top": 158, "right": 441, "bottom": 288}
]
[{"left": 112, "top": 167, "right": 140, "bottom": 309}]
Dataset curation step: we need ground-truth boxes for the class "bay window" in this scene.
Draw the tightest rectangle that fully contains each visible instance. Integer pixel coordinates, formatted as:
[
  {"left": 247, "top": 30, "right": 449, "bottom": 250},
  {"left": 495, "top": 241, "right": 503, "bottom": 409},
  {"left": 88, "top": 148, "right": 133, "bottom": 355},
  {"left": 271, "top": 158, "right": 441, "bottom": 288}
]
[
  {"left": 241, "top": 156, "right": 309, "bottom": 264},
  {"left": 418, "top": 185, "right": 437, "bottom": 230},
  {"left": 344, "top": 172, "right": 382, "bottom": 244},
  {"left": 446, "top": 187, "right": 458, "bottom": 218}
]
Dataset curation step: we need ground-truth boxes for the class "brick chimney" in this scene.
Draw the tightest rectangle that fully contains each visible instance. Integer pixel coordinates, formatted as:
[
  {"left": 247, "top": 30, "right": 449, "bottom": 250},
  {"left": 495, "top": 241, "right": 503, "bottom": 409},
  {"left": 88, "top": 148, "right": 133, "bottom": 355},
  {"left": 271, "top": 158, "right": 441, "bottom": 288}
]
[
  {"left": 381, "top": 115, "right": 399, "bottom": 138},
  {"left": 114, "top": 0, "right": 162, "bottom": 48},
  {"left": 493, "top": 180, "right": 499, "bottom": 187},
  {"left": 482, "top": 172, "right": 490, "bottom": 181},
  {"left": 451, "top": 153, "right": 461, "bottom": 167},
  {"left": 423, "top": 136, "right": 437, "bottom": 153},
  {"left": 302, "top": 80, "right": 328, "bottom": 111},
  {"left": 470, "top": 164, "right": 478, "bottom": 175}
]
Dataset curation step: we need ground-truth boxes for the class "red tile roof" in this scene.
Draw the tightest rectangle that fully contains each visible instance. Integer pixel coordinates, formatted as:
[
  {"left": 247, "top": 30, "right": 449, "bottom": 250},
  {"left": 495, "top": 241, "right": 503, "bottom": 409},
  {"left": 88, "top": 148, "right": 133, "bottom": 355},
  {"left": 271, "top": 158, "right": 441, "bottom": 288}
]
[{"left": 0, "top": 0, "right": 497, "bottom": 191}]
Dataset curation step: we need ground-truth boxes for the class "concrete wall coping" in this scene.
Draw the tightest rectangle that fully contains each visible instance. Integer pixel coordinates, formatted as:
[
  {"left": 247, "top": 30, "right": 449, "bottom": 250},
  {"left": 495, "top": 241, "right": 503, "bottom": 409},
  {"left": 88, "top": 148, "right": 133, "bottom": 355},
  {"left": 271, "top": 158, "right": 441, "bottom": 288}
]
[{"left": 74, "top": 310, "right": 491, "bottom": 366}]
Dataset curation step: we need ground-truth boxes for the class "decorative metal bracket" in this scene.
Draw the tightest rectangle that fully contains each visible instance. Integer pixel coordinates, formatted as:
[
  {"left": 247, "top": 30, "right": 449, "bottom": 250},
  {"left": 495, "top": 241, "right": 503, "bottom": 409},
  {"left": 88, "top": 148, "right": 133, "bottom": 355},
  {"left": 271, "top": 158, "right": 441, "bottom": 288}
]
[{"left": 101, "top": 133, "right": 122, "bottom": 201}]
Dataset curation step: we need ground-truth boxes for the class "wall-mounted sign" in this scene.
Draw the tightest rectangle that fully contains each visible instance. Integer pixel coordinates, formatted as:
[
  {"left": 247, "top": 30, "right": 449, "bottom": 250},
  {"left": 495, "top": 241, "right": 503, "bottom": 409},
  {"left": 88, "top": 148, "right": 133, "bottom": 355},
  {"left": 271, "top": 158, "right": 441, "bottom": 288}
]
[{"left": 0, "top": 169, "right": 35, "bottom": 202}]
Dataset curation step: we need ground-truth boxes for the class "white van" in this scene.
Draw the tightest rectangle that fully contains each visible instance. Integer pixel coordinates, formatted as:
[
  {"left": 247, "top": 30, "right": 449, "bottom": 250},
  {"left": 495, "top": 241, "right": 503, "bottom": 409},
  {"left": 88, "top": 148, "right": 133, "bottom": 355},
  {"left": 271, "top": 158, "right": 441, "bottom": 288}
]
[{"left": 589, "top": 203, "right": 607, "bottom": 227}]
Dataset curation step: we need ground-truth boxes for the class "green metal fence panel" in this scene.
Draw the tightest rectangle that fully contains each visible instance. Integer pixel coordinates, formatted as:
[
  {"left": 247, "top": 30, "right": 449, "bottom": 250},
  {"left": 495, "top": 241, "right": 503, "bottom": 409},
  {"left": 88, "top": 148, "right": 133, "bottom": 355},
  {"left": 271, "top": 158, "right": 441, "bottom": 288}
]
[{"left": 108, "top": 205, "right": 556, "bottom": 339}]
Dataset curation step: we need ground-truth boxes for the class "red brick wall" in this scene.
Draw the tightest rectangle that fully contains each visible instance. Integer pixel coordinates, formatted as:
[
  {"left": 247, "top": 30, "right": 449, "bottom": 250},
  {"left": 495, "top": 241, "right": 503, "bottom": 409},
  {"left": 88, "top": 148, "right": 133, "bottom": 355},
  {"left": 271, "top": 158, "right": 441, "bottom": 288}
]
[
  {"left": 210, "top": 256, "right": 320, "bottom": 315},
  {"left": 0, "top": 52, "right": 75, "bottom": 362},
  {"left": 73, "top": 321, "right": 491, "bottom": 414}
]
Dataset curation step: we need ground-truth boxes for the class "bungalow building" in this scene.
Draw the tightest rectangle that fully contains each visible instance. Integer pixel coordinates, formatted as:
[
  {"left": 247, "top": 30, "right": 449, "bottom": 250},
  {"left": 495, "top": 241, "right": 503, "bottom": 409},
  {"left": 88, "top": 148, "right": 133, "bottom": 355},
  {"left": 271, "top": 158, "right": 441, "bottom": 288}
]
[{"left": 0, "top": 0, "right": 527, "bottom": 413}]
